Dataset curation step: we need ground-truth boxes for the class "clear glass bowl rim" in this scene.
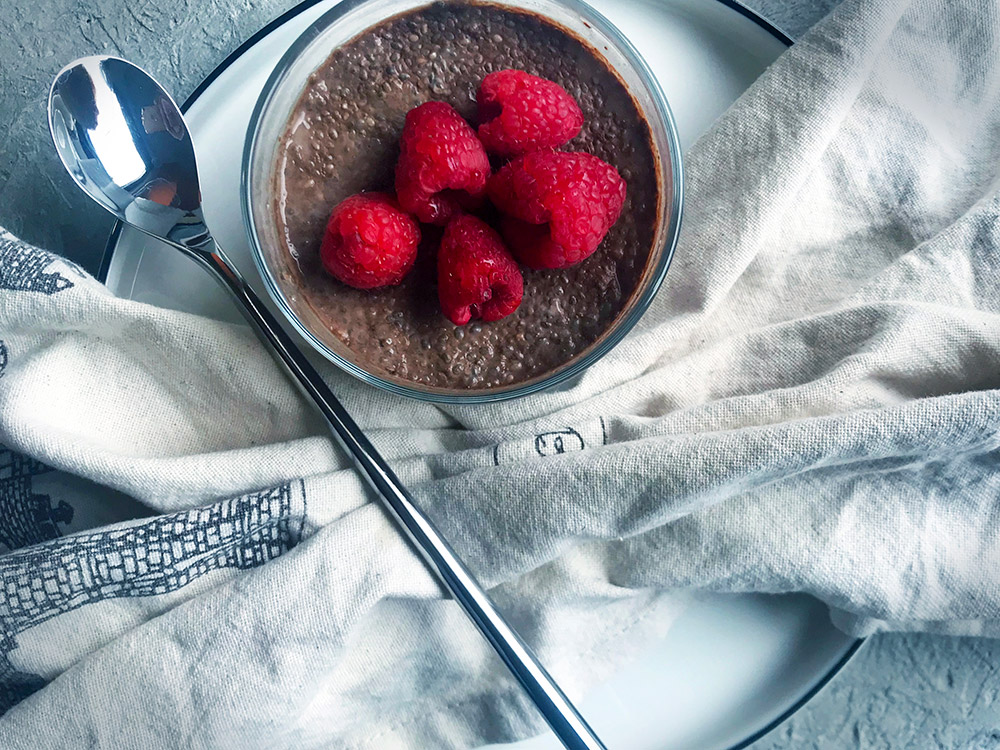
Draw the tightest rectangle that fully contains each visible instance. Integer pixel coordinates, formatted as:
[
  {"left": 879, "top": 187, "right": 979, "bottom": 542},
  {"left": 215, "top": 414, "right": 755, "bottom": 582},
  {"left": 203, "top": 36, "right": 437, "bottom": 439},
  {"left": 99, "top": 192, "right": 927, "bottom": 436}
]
[{"left": 241, "top": 0, "right": 685, "bottom": 404}]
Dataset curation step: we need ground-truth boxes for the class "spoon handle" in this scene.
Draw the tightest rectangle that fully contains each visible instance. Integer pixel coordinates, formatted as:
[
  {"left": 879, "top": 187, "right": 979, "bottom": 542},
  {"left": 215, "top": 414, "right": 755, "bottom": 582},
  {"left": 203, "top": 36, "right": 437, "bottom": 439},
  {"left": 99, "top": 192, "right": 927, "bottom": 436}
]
[{"left": 195, "top": 245, "right": 606, "bottom": 750}]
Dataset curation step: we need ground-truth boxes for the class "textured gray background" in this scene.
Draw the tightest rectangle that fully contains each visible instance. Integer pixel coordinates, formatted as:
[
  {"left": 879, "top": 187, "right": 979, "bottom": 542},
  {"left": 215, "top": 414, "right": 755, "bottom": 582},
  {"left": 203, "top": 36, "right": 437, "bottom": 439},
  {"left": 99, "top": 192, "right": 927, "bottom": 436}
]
[{"left": 1, "top": 0, "right": 999, "bottom": 747}]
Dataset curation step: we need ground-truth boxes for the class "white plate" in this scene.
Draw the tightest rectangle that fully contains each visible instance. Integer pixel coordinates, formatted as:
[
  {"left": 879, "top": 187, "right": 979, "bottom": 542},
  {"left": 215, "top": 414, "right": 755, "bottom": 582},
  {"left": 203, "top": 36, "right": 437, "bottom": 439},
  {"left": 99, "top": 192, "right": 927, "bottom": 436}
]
[{"left": 100, "top": 1, "right": 861, "bottom": 748}]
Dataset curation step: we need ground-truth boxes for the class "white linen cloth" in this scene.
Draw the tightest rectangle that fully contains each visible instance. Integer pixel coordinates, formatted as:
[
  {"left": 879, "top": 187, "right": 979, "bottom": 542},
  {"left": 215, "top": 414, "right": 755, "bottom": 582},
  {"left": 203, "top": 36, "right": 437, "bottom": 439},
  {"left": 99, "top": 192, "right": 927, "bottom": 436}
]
[{"left": 1, "top": 0, "right": 999, "bottom": 745}]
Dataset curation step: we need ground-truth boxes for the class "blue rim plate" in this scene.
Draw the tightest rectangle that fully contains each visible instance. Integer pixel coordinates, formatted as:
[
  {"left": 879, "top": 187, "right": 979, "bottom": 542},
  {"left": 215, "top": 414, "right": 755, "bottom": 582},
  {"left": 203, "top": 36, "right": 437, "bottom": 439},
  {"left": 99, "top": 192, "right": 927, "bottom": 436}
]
[{"left": 96, "top": 2, "right": 862, "bottom": 747}]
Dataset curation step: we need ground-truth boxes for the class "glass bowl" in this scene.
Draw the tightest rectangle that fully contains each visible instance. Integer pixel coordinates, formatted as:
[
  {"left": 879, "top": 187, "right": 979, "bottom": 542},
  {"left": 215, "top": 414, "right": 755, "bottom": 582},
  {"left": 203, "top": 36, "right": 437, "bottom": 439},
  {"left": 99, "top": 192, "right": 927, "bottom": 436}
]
[{"left": 242, "top": 0, "right": 683, "bottom": 403}]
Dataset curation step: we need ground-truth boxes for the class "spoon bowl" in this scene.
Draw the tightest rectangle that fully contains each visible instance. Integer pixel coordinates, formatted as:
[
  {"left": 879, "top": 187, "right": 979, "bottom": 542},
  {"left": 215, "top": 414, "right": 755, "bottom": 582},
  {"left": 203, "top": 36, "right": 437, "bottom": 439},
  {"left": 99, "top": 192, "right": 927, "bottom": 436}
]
[{"left": 49, "top": 56, "right": 206, "bottom": 246}]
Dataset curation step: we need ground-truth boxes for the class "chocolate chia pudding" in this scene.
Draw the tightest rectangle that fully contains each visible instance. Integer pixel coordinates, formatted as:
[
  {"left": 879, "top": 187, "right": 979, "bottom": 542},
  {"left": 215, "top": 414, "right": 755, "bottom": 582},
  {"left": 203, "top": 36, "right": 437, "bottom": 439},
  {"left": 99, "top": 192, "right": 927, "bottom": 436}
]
[{"left": 273, "top": 1, "right": 660, "bottom": 390}]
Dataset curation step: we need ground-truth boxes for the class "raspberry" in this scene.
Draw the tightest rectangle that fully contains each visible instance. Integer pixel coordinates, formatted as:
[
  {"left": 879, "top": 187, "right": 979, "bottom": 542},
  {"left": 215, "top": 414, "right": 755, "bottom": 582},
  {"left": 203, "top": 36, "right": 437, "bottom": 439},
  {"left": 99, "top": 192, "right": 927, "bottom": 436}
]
[
  {"left": 395, "top": 102, "right": 490, "bottom": 225},
  {"left": 487, "top": 151, "right": 626, "bottom": 269},
  {"left": 320, "top": 193, "right": 421, "bottom": 289},
  {"left": 477, "top": 70, "right": 584, "bottom": 157},
  {"left": 437, "top": 215, "right": 524, "bottom": 325}
]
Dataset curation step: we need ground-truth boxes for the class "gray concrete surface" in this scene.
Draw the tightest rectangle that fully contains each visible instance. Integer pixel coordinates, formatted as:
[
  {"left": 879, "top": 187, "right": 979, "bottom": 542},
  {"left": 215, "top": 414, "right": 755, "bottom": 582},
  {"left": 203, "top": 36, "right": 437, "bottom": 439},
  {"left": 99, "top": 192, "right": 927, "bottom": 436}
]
[{"left": 0, "top": 0, "right": 997, "bottom": 747}]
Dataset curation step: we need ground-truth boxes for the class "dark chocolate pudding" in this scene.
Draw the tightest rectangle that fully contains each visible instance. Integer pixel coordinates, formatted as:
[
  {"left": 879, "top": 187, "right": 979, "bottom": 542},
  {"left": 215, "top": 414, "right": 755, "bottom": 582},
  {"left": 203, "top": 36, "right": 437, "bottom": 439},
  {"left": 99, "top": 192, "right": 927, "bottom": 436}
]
[{"left": 274, "top": 1, "right": 660, "bottom": 390}]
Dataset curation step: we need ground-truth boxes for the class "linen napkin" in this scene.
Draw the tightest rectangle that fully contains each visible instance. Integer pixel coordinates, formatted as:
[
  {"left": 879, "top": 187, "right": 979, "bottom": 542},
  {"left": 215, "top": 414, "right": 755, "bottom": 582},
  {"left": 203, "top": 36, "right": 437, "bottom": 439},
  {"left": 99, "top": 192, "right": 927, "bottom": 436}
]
[{"left": 2, "top": 0, "right": 1000, "bottom": 746}]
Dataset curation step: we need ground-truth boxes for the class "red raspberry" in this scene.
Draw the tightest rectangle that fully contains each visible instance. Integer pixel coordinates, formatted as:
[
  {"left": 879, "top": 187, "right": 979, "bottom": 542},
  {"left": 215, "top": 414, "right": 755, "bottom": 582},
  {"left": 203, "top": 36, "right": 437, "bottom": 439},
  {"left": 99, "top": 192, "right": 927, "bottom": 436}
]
[
  {"left": 395, "top": 102, "right": 490, "bottom": 226},
  {"left": 477, "top": 70, "right": 584, "bottom": 157},
  {"left": 320, "top": 193, "right": 421, "bottom": 289},
  {"left": 438, "top": 215, "right": 524, "bottom": 325},
  {"left": 488, "top": 151, "right": 626, "bottom": 269}
]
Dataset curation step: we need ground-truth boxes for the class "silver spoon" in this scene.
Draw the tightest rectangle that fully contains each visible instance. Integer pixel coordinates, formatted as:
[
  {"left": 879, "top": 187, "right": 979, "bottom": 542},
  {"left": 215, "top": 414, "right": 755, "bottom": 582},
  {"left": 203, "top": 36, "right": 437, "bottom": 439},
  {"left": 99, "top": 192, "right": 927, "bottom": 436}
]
[{"left": 48, "top": 56, "right": 605, "bottom": 750}]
